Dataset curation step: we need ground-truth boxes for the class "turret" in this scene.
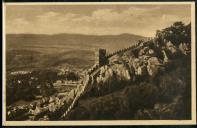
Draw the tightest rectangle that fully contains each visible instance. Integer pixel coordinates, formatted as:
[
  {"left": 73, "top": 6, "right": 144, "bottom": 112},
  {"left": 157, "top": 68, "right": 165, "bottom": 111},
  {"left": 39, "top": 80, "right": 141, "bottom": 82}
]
[{"left": 95, "top": 48, "right": 108, "bottom": 67}]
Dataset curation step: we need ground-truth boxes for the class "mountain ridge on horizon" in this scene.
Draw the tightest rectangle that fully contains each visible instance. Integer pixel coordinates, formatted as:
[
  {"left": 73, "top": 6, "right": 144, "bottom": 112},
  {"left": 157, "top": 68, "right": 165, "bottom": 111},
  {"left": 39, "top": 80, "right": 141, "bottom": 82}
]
[
  {"left": 6, "top": 31, "right": 147, "bottom": 72},
  {"left": 6, "top": 32, "right": 148, "bottom": 38},
  {"left": 6, "top": 32, "right": 147, "bottom": 49}
]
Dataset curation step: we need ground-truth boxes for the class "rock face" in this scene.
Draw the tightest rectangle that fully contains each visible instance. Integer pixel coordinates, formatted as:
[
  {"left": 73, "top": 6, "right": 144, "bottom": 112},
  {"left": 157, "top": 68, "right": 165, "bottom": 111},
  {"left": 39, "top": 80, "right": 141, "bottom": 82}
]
[
  {"left": 82, "top": 37, "right": 191, "bottom": 97},
  {"left": 162, "top": 50, "right": 169, "bottom": 64},
  {"left": 132, "top": 58, "right": 147, "bottom": 76},
  {"left": 147, "top": 57, "right": 164, "bottom": 77},
  {"left": 67, "top": 50, "right": 191, "bottom": 120}
]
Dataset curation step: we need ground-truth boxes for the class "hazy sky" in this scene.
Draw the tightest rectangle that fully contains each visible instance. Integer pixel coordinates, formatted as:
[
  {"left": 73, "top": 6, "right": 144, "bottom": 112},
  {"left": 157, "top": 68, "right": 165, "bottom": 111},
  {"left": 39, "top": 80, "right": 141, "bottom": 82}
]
[{"left": 5, "top": 4, "right": 191, "bottom": 37}]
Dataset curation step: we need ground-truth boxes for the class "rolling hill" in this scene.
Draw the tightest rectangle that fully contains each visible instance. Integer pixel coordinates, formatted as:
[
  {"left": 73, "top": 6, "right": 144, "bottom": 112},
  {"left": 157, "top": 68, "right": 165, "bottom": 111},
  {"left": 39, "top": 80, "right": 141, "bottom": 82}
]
[{"left": 6, "top": 33, "right": 146, "bottom": 72}]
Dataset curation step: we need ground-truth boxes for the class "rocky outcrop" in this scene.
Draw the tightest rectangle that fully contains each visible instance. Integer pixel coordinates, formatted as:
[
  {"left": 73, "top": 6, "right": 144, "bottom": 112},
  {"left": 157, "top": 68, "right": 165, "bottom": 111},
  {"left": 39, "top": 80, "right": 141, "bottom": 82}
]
[
  {"left": 147, "top": 57, "right": 164, "bottom": 77},
  {"left": 82, "top": 37, "right": 191, "bottom": 98},
  {"left": 179, "top": 43, "right": 191, "bottom": 55},
  {"left": 66, "top": 51, "right": 191, "bottom": 120}
]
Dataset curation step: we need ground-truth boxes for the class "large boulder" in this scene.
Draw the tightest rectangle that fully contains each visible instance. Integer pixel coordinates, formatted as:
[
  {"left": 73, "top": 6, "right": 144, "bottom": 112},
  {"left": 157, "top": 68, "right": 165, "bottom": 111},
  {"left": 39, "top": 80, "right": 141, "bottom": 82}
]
[
  {"left": 165, "top": 41, "right": 179, "bottom": 56},
  {"left": 132, "top": 58, "right": 148, "bottom": 76},
  {"left": 179, "top": 43, "right": 191, "bottom": 55},
  {"left": 136, "top": 64, "right": 148, "bottom": 76},
  {"left": 132, "top": 58, "right": 141, "bottom": 71},
  {"left": 113, "top": 64, "right": 131, "bottom": 81},
  {"left": 148, "top": 49, "right": 155, "bottom": 56},
  {"left": 147, "top": 57, "right": 164, "bottom": 77},
  {"left": 161, "top": 50, "right": 169, "bottom": 64}
]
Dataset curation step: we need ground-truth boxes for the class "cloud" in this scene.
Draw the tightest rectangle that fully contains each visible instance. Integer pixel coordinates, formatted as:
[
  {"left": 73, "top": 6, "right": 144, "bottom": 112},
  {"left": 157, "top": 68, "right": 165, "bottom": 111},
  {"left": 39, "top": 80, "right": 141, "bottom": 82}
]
[
  {"left": 37, "top": 11, "right": 59, "bottom": 19},
  {"left": 92, "top": 9, "right": 121, "bottom": 22},
  {"left": 6, "top": 18, "right": 30, "bottom": 33},
  {"left": 13, "top": 18, "right": 29, "bottom": 25},
  {"left": 6, "top": 5, "right": 191, "bottom": 37}
]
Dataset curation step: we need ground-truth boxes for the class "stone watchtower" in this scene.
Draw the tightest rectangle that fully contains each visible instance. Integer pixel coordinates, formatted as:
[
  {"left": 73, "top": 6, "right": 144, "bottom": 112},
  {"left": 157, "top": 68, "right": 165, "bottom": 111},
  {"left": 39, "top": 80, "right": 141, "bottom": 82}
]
[{"left": 95, "top": 48, "right": 108, "bottom": 67}]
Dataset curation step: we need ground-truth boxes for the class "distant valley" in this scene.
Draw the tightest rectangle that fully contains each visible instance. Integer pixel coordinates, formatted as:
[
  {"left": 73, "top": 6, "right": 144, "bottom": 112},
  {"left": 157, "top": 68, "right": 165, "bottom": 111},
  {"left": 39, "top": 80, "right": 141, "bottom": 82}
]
[{"left": 6, "top": 33, "right": 146, "bottom": 72}]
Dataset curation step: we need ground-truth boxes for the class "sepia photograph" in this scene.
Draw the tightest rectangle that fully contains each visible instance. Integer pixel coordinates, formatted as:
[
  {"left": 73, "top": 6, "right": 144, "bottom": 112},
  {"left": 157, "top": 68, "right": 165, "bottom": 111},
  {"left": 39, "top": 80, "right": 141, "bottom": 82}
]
[{"left": 2, "top": 2, "right": 196, "bottom": 126}]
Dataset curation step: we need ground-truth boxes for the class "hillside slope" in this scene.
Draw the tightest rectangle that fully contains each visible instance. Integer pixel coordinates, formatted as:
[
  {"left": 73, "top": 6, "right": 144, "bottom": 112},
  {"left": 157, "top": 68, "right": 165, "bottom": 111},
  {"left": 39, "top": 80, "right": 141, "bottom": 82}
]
[{"left": 66, "top": 55, "right": 191, "bottom": 120}]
